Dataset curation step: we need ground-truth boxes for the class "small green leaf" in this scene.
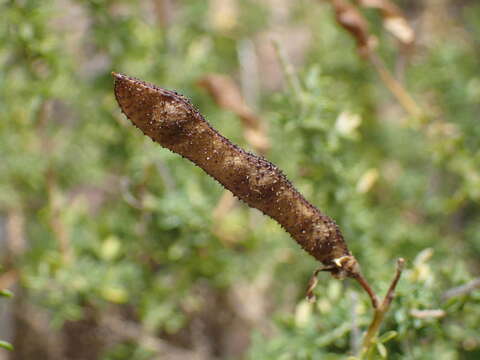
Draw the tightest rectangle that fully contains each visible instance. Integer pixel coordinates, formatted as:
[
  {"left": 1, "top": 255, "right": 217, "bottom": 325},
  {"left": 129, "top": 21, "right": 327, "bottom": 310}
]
[
  {"left": 376, "top": 342, "right": 387, "bottom": 358},
  {"left": 100, "top": 286, "right": 128, "bottom": 304},
  {"left": 0, "top": 289, "right": 13, "bottom": 298},
  {"left": 0, "top": 341, "right": 13, "bottom": 351},
  {"left": 100, "top": 235, "right": 121, "bottom": 261},
  {"left": 378, "top": 330, "right": 398, "bottom": 343}
]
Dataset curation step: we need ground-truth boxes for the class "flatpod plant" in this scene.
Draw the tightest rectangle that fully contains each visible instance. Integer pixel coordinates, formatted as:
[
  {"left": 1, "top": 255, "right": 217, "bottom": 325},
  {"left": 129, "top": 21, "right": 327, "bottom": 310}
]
[{"left": 112, "top": 72, "right": 405, "bottom": 358}]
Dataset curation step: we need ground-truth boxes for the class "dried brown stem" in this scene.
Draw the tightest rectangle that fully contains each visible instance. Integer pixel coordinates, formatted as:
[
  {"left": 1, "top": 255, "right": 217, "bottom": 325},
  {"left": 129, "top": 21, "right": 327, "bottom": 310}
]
[
  {"left": 367, "top": 52, "right": 422, "bottom": 118},
  {"left": 306, "top": 267, "right": 329, "bottom": 302},
  {"left": 324, "top": 0, "right": 421, "bottom": 118},
  {"left": 359, "top": 258, "right": 405, "bottom": 358},
  {"left": 306, "top": 264, "right": 379, "bottom": 309},
  {"left": 353, "top": 272, "right": 379, "bottom": 309},
  {"left": 326, "top": 0, "right": 372, "bottom": 54},
  {"left": 442, "top": 277, "right": 480, "bottom": 301},
  {"left": 410, "top": 309, "right": 446, "bottom": 319},
  {"left": 272, "top": 39, "right": 303, "bottom": 96}
]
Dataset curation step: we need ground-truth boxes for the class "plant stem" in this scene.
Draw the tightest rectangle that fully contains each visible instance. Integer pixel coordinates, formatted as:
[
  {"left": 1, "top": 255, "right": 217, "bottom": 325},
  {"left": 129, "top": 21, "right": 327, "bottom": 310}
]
[
  {"left": 353, "top": 272, "right": 379, "bottom": 309},
  {"left": 272, "top": 39, "right": 303, "bottom": 97},
  {"left": 359, "top": 258, "right": 405, "bottom": 359},
  {"left": 368, "top": 53, "right": 422, "bottom": 119}
]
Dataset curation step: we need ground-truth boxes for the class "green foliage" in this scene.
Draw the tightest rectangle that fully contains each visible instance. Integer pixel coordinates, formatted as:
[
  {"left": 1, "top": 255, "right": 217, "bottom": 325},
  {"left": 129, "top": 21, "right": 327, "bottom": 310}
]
[
  {"left": 0, "top": 341, "right": 14, "bottom": 352},
  {"left": 1, "top": 0, "right": 479, "bottom": 359},
  {"left": 0, "top": 289, "right": 13, "bottom": 298}
]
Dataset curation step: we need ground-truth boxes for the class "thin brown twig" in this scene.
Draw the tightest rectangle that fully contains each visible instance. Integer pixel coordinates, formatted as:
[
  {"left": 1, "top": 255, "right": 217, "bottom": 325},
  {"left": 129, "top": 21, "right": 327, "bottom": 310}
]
[
  {"left": 383, "top": 258, "right": 405, "bottom": 303},
  {"left": 323, "top": 0, "right": 422, "bottom": 119},
  {"left": 353, "top": 272, "right": 379, "bottom": 309},
  {"left": 306, "top": 267, "right": 326, "bottom": 302},
  {"left": 304, "top": 258, "right": 404, "bottom": 358},
  {"left": 304, "top": 264, "right": 379, "bottom": 309},
  {"left": 442, "top": 277, "right": 480, "bottom": 301},
  {"left": 410, "top": 309, "right": 446, "bottom": 319},
  {"left": 271, "top": 39, "right": 303, "bottom": 97},
  {"left": 359, "top": 258, "right": 405, "bottom": 358},
  {"left": 367, "top": 52, "right": 422, "bottom": 118}
]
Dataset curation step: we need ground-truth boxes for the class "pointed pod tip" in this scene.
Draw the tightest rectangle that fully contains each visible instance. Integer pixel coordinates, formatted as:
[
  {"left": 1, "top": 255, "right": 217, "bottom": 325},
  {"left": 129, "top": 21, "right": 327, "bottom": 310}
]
[{"left": 112, "top": 72, "right": 129, "bottom": 82}]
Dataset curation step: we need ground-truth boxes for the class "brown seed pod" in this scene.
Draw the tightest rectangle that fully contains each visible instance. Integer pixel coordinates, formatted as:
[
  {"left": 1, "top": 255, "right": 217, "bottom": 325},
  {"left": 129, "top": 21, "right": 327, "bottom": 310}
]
[{"left": 113, "top": 72, "right": 360, "bottom": 279}]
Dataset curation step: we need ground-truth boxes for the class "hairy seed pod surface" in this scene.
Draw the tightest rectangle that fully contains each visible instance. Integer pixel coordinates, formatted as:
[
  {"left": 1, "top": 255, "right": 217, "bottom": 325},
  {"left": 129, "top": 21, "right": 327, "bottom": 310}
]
[{"left": 113, "top": 73, "right": 359, "bottom": 277}]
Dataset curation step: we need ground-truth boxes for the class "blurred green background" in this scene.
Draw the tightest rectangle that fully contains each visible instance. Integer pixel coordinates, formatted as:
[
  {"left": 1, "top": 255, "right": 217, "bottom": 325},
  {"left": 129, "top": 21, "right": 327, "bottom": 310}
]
[{"left": 1, "top": 0, "right": 480, "bottom": 359}]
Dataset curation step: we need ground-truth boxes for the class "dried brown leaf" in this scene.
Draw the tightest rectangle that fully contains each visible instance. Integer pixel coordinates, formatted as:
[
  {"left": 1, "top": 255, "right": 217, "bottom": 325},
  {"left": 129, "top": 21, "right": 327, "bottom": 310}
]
[
  {"left": 357, "top": 0, "right": 414, "bottom": 44},
  {"left": 198, "top": 74, "right": 270, "bottom": 154},
  {"left": 327, "top": 0, "right": 374, "bottom": 55}
]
